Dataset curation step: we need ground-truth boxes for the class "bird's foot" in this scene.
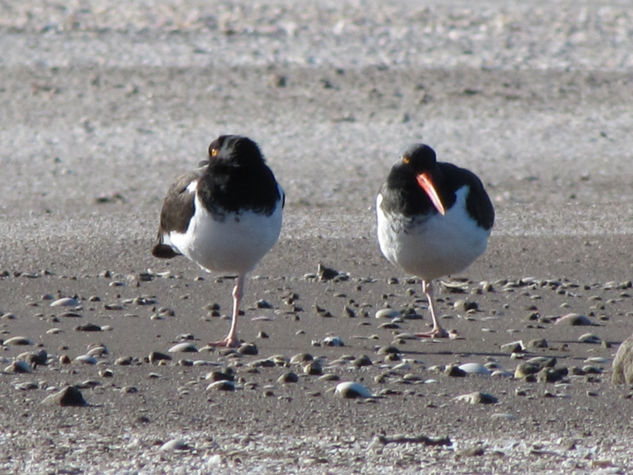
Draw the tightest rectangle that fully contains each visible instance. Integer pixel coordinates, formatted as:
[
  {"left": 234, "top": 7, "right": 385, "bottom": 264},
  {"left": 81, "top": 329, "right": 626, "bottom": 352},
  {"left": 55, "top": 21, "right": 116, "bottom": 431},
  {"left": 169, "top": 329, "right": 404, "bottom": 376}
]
[
  {"left": 207, "top": 336, "right": 239, "bottom": 348},
  {"left": 415, "top": 327, "right": 455, "bottom": 339}
]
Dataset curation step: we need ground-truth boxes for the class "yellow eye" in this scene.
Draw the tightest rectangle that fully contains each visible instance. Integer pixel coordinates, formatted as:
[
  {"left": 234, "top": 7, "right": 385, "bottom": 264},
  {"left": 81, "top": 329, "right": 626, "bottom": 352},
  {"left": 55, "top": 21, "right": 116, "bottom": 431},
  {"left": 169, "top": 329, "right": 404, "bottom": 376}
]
[
  {"left": 211, "top": 148, "right": 219, "bottom": 157},
  {"left": 402, "top": 155, "right": 410, "bottom": 164}
]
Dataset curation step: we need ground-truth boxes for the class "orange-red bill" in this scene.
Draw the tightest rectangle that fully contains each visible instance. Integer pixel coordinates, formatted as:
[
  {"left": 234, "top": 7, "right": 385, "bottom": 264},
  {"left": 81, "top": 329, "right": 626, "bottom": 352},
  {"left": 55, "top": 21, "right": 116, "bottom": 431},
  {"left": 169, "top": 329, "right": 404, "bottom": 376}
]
[{"left": 416, "top": 172, "right": 446, "bottom": 215}]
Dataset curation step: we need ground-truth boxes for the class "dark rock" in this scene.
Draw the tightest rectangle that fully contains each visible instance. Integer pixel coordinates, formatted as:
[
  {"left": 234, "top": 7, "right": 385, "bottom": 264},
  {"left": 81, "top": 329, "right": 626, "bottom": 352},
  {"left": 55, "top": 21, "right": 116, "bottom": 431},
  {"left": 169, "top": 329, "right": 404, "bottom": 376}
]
[{"left": 42, "top": 386, "right": 88, "bottom": 407}]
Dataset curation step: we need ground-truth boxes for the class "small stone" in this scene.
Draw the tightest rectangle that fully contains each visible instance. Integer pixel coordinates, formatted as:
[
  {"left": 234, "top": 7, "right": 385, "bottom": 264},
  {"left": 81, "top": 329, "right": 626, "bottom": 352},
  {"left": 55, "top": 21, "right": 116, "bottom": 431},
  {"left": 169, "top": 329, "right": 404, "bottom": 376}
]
[
  {"left": 290, "top": 353, "right": 313, "bottom": 364},
  {"left": 317, "top": 263, "right": 339, "bottom": 281},
  {"left": 537, "top": 367, "right": 568, "bottom": 383},
  {"left": 100, "top": 369, "right": 114, "bottom": 377},
  {"left": 458, "top": 363, "right": 491, "bottom": 376},
  {"left": 256, "top": 299, "right": 273, "bottom": 309},
  {"left": 277, "top": 372, "right": 299, "bottom": 384},
  {"left": 334, "top": 381, "right": 373, "bottom": 399},
  {"left": 114, "top": 356, "right": 134, "bottom": 366},
  {"left": 41, "top": 386, "right": 87, "bottom": 406},
  {"left": 159, "top": 438, "right": 191, "bottom": 451},
  {"left": 149, "top": 351, "right": 172, "bottom": 364},
  {"left": 206, "top": 380, "right": 235, "bottom": 391},
  {"left": 237, "top": 342, "right": 258, "bottom": 355},
  {"left": 5, "top": 360, "right": 32, "bottom": 373},
  {"left": 514, "top": 362, "right": 541, "bottom": 379},
  {"left": 168, "top": 342, "right": 198, "bottom": 353},
  {"left": 205, "top": 369, "right": 235, "bottom": 382},
  {"left": 445, "top": 364, "right": 467, "bottom": 377},
  {"left": 455, "top": 392, "right": 498, "bottom": 404},
  {"left": 3, "top": 336, "right": 33, "bottom": 346},
  {"left": 322, "top": 336, "right": 344, "bottom": 347},
  {"left": 454, "top": 300, "right": 478, "bottom": 312},
  {"left": 500, "top": 340, "right": 525, "bottom": 353},
  {"left": 578, "top": 333, "right": 602, "bottom": 344},
  {"left": 75, "top": 323, "right": 102, "bottom": 332},
  {"left": 555, "top": 313, "right": 594, "bottom": 326},
  {"left": 375, "top": 308, "right": 400, "bottom": 319},
  {"left": 74, "top": 354, "right": 97, "bottom": 365},
  {"left": 303, "top": 361, "right": 323, "bottom": 375},
  {"left": 50, "top": 297, "right": 80, "bottom": 307},
  {"left": 353, "top": 355, "right": 373, "bottom": 367},
  {"left": 18, "top": 350, "right": 48, "bottom": 366},
  {"left": 527, "top": 338, "right": 548, "bottom": 349},
  {"left": 377, "top": 345, "right": 401, "bottom": 355}
]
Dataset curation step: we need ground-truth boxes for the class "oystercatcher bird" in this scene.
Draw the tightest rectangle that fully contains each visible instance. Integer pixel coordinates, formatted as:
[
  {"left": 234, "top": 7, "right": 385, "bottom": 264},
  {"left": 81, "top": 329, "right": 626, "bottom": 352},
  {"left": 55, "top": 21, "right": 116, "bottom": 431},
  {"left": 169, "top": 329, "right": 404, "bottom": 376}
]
[
  {"left": 152, "top": 135, "right": 284, "bottom": 347},
  {"left": 376, "top": 143, "right": 494, "bottom": 338}
]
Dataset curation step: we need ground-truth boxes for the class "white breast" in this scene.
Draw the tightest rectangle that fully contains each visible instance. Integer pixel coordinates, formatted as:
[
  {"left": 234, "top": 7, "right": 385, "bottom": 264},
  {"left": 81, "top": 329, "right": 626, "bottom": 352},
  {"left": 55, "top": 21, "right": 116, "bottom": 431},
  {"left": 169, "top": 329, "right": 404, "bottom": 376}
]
[
  {"left": 377, "top": 186, "right": 489, "bottom": 281},
  {"left": 167, "top": 185, "right": 283, "bottom": 274}
]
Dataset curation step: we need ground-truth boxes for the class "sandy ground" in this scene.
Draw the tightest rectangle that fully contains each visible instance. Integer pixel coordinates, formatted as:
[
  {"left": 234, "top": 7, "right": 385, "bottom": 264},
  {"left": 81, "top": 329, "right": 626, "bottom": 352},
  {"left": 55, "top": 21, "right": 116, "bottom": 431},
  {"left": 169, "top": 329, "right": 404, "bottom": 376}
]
[{"left": 2, "top": 1, "right": 633, "bottom": 473}]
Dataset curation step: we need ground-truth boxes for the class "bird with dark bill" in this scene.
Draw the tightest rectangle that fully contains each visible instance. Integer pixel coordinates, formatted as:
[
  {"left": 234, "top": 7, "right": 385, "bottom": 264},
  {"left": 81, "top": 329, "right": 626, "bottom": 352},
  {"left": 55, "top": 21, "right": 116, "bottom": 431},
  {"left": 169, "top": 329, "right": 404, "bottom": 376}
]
[
  {"left": 376, "top": 143, "right": 494, "bottom": 338},
  {"left": 152, "top": 135, "right": 284, "bottom": 347}
]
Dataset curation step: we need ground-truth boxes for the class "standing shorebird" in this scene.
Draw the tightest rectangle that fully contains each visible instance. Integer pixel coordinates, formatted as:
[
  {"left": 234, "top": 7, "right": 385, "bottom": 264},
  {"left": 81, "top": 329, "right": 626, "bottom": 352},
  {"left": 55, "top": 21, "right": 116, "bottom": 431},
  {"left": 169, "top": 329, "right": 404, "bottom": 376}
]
[
  {"left": 376, "top": 143, "right": 494, "bottom": 338},
  {"left": 152, "top": 135, "right": 284, "bottom": 347}
]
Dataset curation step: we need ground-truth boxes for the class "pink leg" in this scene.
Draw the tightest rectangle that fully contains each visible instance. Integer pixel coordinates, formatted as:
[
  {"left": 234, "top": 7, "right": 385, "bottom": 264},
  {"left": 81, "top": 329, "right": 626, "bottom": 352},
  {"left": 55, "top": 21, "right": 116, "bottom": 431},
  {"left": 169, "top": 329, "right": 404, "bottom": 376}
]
[
  {"left": 208, "top": 273, "right": 245, "bottom": 347},
  {"left": 415, "top": 280, "right": 449, "bottom": 339}
]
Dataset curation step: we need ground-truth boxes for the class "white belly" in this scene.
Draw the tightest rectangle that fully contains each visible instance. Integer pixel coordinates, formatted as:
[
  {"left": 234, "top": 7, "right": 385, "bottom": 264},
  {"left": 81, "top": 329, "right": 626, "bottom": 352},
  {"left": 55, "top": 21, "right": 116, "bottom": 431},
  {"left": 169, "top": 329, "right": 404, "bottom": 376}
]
[
  {"left": 377, "top": 187, "right": 489, "bottom": 281},
  {"left": 168, "top": 194, "right": 283, "bottom": 274}
]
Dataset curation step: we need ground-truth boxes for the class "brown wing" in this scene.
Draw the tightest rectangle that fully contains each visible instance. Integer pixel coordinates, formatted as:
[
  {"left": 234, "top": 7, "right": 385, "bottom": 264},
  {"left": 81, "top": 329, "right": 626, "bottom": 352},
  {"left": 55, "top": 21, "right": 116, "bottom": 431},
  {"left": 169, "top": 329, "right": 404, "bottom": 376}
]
[{"left": 151, "top": 170, "right": 202, "bottom": 259}]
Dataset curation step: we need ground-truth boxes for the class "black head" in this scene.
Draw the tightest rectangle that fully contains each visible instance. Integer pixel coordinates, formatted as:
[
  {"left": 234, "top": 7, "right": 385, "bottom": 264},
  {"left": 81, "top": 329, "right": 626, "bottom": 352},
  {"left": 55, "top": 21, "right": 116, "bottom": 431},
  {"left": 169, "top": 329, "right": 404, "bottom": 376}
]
[
  {"left": 208, "top": 135, "right": 265, "bottom": 167},
  {"left": 401, "top": 143, "right": 437, "bottom": 173}
]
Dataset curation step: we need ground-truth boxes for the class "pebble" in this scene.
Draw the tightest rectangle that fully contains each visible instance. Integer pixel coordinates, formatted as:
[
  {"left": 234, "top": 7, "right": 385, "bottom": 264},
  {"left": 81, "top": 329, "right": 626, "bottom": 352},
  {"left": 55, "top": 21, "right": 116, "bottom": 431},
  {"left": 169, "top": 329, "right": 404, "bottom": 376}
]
[
  {"left": 86, "top": 345, "right": 109, "bottom": 357},
  {"left": 74, "top": 354, "right": 98, "bottom": 365},
  {"left": 50, "top": 297, "right": 80, "bottom": 307},
  {"left": 375, "top": 308, "right": 400, "bottom": 319},
  {"left": 500, "top": 340, "right": 524, "bottom": 353},
  {"left": 578, "top": 333, "right": 602, "bottom": 344},
  {"left": 18, "top": 350, "right": 47, "bottom": 366},
  {"left": 527, "top": 338, "right": 548, "bottom": 349},
  {"left": 458, "top": 363, "right": 492, "bottom": 376},
  {"left": 238, "top": 342, "right": 258, "bottom": 355},
  {"left": 168, "top": 342, "right": 198, "bottom": 353},
  {"left": 5, "top": 360, "right": 32, "bottom": 373},
  {"left": 376, "top": 345, "right": 401, "bottom": 355},
  {"left": 205, "top": 369, "right": 234, "bottom": 382},
  {"left": 290, "top": 353, "right": 313, "bottom": 364},
  {"left": 59, "top": 312, "right": 82, "bottom": 318},
  {"left": 277, "top": 372, "right": 299, "bottom": 384},
  {"left": 334, "top": 381, "right": 373, "bottom": 399},
  {"left": 206, "top": 380, "right": 235, "bottom": 391},
  {"left": 317, "top": 263, "right": 339, "bottom": 281},
  {"left": 445, "top": 364, "right": 467, "bottom": 377},
  {"left": 149, "top": 351, "right": 172, "bottom": 364},
  {"left": 303, "top": 361, "right": 323, "bottom": 375},
  {"left": 75, "top": 323, "right": 102, "bottom": 332},
  {"left": 455, "top": 392, "right": 498, "bottom": 404},
  {"left": 322, "top": 336, "right": 344, "bottom": 347},
  {"left": 514, "top": 362, "right": 541, "bottom": 379},
  {"left": 537, "top": 367, "right": 568, "bottom": 383},
  {"left": 41, "top": 386, "right": 88, "bottom": 406},
  {"left": 555, "top": 313, "right": 594, "bottom": 326},
  {"left": 3, "top": 336, "right": 33, "bottom": 346},
  {"left": 115, "top": 356, "right": 134, "bottom": 366},
  {"left": 159, "top": 438, "right": 191, "bottom": 451},
  {"left": 15, "top": 381, "right": 39, "bottom": 391},
  {"left": 352, "top": 355, "right": 372, "bottom": 367}
]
